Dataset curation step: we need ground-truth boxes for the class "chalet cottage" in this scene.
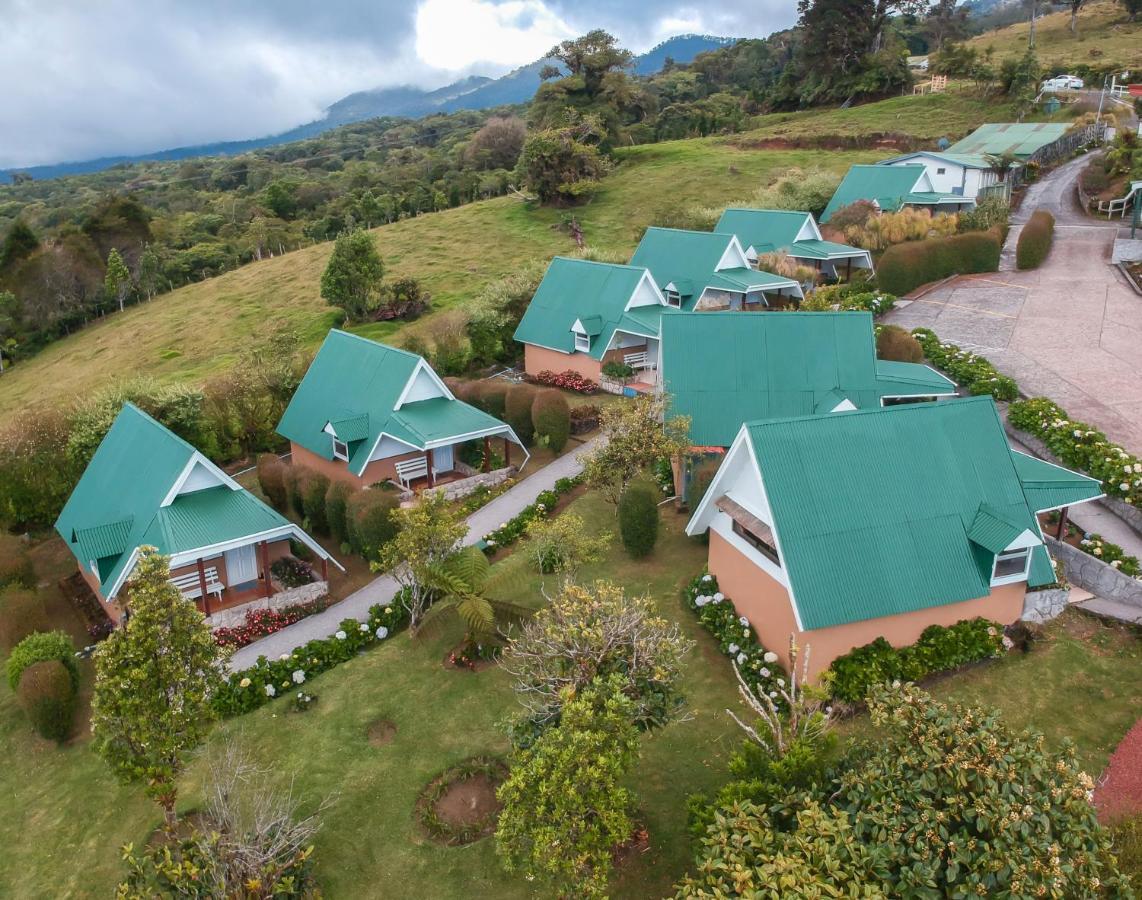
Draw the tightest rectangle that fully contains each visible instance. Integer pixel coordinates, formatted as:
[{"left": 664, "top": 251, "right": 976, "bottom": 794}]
[
  {"left": 660, "top": 311, "right": 954, "bottom": 449},
  {"left": 278, "top": 330, "right": 528, "bottom": 490},
  {"left": 55, "top": 404, "right": 338, "bottom": 623},
  {"left": 820, "top": 164, "right": 973, "bottom": 223},
  {"left": 877, "top": 152, "right": 1007, "bottom": 203},
  {"left": 713, "top": 208, "right": 873, "bottom": 280},
  {"left": 686, "top": 397, "right": 1103, "bottom": 677}
]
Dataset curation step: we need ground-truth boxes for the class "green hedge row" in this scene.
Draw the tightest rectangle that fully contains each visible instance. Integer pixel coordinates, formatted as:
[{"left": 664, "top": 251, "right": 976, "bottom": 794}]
[
  {"left": 480, "top": 475, "right": 582, "bottom": 551},
  {"left": 1009, "top": 397, "right": 1142, "bottom": 506},
  {"left": 876, "top": 230, "right": 1001, "bottom": 296},
  {"left": 911, "top": 328, "right": 1019, "bottom": 400},
  {"left": 1015, "top": 210, "right": 1054, "bottom": 270},
  {"left": 829, "top": 618, "right": 1005, "bottom": 704}
]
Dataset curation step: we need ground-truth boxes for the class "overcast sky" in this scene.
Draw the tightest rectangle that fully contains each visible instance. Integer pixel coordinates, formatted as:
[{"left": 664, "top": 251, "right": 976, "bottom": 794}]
[{"left": 0, "top": 0, "right": 793, "bottom": 169}]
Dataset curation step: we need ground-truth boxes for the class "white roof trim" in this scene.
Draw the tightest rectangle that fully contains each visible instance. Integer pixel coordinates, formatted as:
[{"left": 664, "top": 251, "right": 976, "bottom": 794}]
[
  {"left": 357, "top": 430, "right": 421, "bottom": 475},
  {"left": 1003, "top": 528, "right": 1042, "bottom": 552},
  {"left": 394, "top": 358, "right": 454, "bottom": 410},
  {"left": 105, "top": 546, "right": 142, "bottom": 601},
  {"left": 571, "top": 318, "right": 586, "bottom": 334},
  {"left": 168, "top": 524, "right": 342, "bottom": 571},
  {"left": 623, "top": 269, "right": 669, "bottom": 311},
  {"left": 161, "top": 451, "right": 242, "bottom": 507}
]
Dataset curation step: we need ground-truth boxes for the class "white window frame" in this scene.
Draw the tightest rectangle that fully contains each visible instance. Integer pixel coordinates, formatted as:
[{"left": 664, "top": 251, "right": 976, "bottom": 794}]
[
  {"left": 936, "top": 166, "right": 946, "bottom": 175},
  {"left": 991, "top": 547, "right": 1031, "bottom": 585},
  {"left": 574, "top": 332, "right": 590, "bottom": 352},
  {"left": 664, "top": 290, "right": 682, "bottom": 308},
  {"left": 332, "top": 436, "right": 350, "bottom": 461}
]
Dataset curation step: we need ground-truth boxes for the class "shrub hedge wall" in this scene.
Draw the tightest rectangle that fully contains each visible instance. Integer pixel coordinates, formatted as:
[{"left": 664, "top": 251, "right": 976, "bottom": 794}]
[
  {"left": 1015, "top": 210, "right": 1054, "bottom": 270},
  {"left": 912, "top": 328, "right": 1018, "bottom": 400},
  {"left": 876, "top": 230, "right": 1001, "bottom": 296},
  {"left": 618, "top": 483, "right": 659, "bottom": 558}
]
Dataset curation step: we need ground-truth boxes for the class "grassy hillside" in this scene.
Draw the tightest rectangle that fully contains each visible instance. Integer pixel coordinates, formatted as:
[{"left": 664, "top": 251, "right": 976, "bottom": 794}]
[
  {"left": 964, "top": 0, "right": 1141, "bottom": 72},
  {"left": 0, "top": 92, "right": 1010, "bottom": 419}
]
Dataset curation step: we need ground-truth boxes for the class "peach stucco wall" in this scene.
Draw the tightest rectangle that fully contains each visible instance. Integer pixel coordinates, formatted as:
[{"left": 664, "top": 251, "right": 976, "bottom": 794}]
[
  {"left": 290, "top": 441, "right": 427, "bottom": 489},
  {"left": 707, "top": 528, "right": 1026, "bottom": 679},
  {"left": 523, "top": 344, "right": 603, "bottom": 380}
]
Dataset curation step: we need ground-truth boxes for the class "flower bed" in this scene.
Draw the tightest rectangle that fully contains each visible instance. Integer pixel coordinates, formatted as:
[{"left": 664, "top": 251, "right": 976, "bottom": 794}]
[
  {"left": 911, "top": 328, "right": 1018, "bottom": 400},
  {"left": 269, "top": 556, "right": 315, "bottom": 588},
  {"left": 1010, "top": 397, "right": 1142, "bottom": 507},
  {"left": 214, "top": 599, "right": 410, "bottom": 717},
  {"left": 682, "top": 573, "right": 787, "bottom": 696},
  {"left": 808, "top": 283, "right": 897, "bottom": 315},
  {"left": 1078, "top": 534, "right": 1141, "bottom": 577},
  {"left": 212, "top": 598, "right": 330, "bottom": 650},
  {"left": 480, "top": 475, "right": 583, "bottom": 552},
  {"left": 828, "top": 618, "right": 1005, "bottom": 704},
  {"left": 529, "top": 369, "right": 598, "bottom": 394}
]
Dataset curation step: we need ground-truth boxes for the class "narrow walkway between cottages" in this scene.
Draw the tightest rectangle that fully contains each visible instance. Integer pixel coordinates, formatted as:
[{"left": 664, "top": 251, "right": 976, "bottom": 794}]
[{"left": 228, "top": 435, "right": 602, "bottom": 669}]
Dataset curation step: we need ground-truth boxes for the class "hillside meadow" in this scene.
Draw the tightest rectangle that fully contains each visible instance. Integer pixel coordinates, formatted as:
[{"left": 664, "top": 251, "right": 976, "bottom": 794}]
[{"left": 0, "top": 90, "right": 1023, "bottom": 419}]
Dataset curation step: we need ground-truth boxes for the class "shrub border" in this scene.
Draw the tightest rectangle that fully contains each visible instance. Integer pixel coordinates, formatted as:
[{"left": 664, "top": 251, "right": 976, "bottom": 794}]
[
  {"left": 911, "top": 328, "right": 1018, "bottom": 400},
  {"left": 480, "top": 474, "right": 583, "bottom": 552}
]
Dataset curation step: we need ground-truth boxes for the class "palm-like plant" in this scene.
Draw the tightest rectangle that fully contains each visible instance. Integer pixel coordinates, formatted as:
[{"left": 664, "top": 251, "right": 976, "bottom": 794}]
[{"left": 419, "top": 546, "right": 527, "bottom": 640}]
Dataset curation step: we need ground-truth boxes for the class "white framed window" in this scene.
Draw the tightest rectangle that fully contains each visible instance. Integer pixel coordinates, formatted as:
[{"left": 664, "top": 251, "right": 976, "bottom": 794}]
[
  {"left": 332, "top": 437, "right": 350, "bottom": 461},
  {"left": 665, "top": 290, "right": 681, "bottom": 308},
  {"left": 992, "top": 548, "right": 1030, "bottom": 583},
  {"left": 574, "top": 332, "right": 590, "bottom": 352},
  {"left": 936, "top": 167, "right": 946, "bottom": 175}
]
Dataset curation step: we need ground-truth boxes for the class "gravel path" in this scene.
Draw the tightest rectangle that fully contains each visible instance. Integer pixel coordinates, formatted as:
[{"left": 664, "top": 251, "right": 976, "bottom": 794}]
[
  {"left": 1094, "top": 717, "right": 1142, "bottom": 823},
  {"left": 227, "top": 435, "right": 602, "bottom": 669}
]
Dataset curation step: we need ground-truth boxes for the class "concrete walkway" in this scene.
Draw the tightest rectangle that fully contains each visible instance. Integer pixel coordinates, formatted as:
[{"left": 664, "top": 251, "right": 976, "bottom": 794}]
[
  {"left": 228, "top": 435, "right": 602, "bottom": 669},
  {"left": 885, "top": 152, "right": 1142, "bottom": 456}
]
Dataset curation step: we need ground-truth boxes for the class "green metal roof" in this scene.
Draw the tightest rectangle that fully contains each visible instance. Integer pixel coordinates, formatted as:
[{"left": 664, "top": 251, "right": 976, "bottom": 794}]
[
  {"left": 278, "top": 330, "right": 516, "bottom": 474},
  {"left": 879, "top": 151, "right": 995, "bottom": 169},
  {"left": 967, "top": 504, "right": 1027, "bottom": 554},
  {"left": 947, "top": 123, "right": 1069, "bottom": 160},
  {"left": 788, "top": 239, "right": 869, "bottom": 261},
  {"left": 708, "top": 267, "right": 799, "bottom": 294},
  {"left": 874, "top": 360, "right": 957, "bottom": 397},
  {"left": 714, "top": 208, "right": 814, "bottom": 251},
  {"left": 821, "top": 165, "right": 928, "bottom": 222},
  {"left": 55, "top": 404, "right": 294, "bottom": 599},
  {"left": 660, "top": 312, "right": 954, "bottom": 447},
  {"left": 1010, "top": 451, "right": 1104, "bottom": 510},
  {"left": 513, "top": 257, "right": 665, "bottom": 360},
  {"left": 742, "top": 397, "right": 1100, "bottom": 630}
]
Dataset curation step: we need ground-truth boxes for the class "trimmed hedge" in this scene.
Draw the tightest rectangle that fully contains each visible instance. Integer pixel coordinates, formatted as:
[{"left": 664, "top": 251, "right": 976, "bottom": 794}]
[
  {"left": 347, "top": 489, "right": 400, "bottom": 560},
  {"left": 1009, "top": 397, "right": 1142, "bottom": 506},
  {"left": 504, "top": 384, "right": 538, "bottom": 447},
  {"left": 618, "top": 483, "right": 659, "bottom": 558},
  {"left": 17, "top": 659, "right": 75, "bottom": 742},
  {"left": 256, "top": 454, "right": 287, "bottom": 510},
  {"left": 470, "top": 381, "right": 508, "bottom": 419},
  {"left": 828, "top": 618, "right": 1005, "bottom": 704},
  {"left": 876, "top": 325, "right": 923, "bottom": 363},
  {"left": 912, "top": 328, "right": 1018, "bottom": 400},
  {"left": 325, "top": 481, "right": 352, "bottom": 546},
  {"left": 1016, "top": 210, "right": 1054, "bottom": 270},
  {"left": 0, "top": 587, "right": 49, "bottom": 652},
  {"left": 876, "top": 231, "right": 1001, "bottom": 296},
  {"left": 6, "top": 630, "right": 79, "bottom": 692},
  {"left": 532, "top": 389, "right": 570, "bottom": 453},
  {"left": 301, "top": 470, "right": 331, "bottom": 534},
  {"left": 284, "top": 465, "right": 307, "bottom": 519}
]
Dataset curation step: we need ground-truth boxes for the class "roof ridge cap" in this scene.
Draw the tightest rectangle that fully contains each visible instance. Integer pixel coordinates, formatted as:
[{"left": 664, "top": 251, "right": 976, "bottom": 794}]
[
  {"left": 326, "top": 329, "right": 422, "bottom": 362},
  {"left": 745, "top": 394, "right": 990, "bottom": 430}
]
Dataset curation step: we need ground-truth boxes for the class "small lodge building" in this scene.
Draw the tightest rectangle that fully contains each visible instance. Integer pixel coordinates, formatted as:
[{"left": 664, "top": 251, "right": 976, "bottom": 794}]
[
  {"left": 685, "top": 397, "right": 1103, "bottom": 678},
  {"left": 55, "top": 404, "right": 339, "bottom": 624},
  {"left": 713, "top": 208, "right": 873, "bottom": 280},
  {"left": 278, "top": 330, "right": 528, "bottom": 490},
  {"left": 820, "top": 164, "right": 973, "bottom": 223},
  {"left": 877, "top": 151, "right": 1008, "bottom": 202}
]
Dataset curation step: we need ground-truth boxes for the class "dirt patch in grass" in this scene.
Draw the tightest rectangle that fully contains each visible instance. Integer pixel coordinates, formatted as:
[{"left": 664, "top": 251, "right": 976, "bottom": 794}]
[
  {"left": 416, "top": 757, "right": 508, "bottom": 846},
  {"left": 366, "top": 718, "right": 397, "bottom": 747},
  {"left": 435, "top": 775, "right": 500, "bottom": 827},
  {"left": 613, "top": 825, "right": 650, "bottom": 869},
  {"left": 1095, "top": 718, "right": 1142, "bottom": 824}
]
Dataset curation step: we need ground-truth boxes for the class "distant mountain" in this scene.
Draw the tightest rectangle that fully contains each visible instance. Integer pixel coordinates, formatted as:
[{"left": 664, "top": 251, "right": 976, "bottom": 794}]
[{"left": 1, "top": 34, "right": 737, "bottom": 183}]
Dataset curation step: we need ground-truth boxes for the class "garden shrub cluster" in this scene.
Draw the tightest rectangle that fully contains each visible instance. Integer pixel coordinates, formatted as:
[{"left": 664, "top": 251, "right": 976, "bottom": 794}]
[
  {"left": 531, "top": 389, "right": 570, "bottom": 453},
  {"left": 0, "top": 587, "right": 49, "bottom": 651},
  {"left": 827, "top": 617, "right": 1005, "bottom": 704},
  {"left": 600, "top": 361, "right": 635, "bottom": 381},
  {"left": 1015, "top": 209, "right": 1055, "bottom": 270},
  {"left": 504, "top": 384, "right": 537, "bottom": 447},
  {"left": 912, "top": 328, "right": 1018, "bottom": 400},
  {"left": 214, "top": 601, "right": 409, "bottom": 717},
  {"left": 876, "top": 230, "right": 1000, "bottom": 296},
  {"left": 212, "top": 598, "right": 330, "bottom": 650},
  {"left": 683, "top": 573, "right": 788, "bottom": 698},
  {"left": 956, "top": 195, "right": 1010, "bottom": 240},
  {"left": 801, "top": 281, "right": 896, "bottom": 315},
  {"left": 16, "top": 659, "right": 76, "bottom": 743},
  {"left": 835, "top": 206, "right": 958, "bottom": 252},
  {"left": 481, "top": 475, "right": 582, "bottom": 552},
  {"left": 618, "top": 482, "right": 659, "bottom": 558},
  {"left": 6, "top": 629, "right": 79, "bottom": 692},
  {"left": 875, "top": 324, "right": 923, "bottom": 363},
  {"left": 1076, "top": 533, "right": 1141, "bottom": 577},
  {"left": 528, "top": 369, "right": 598, "bottom": 394},
  {"left": 270, "top": 556, "right": 315, "bottom": 588},
  {"left": 568, "top": 403, "right": 600, "bottom": 435},
  {"left": 1009, "top": 397, "right": 1142, "bottom": 507}
]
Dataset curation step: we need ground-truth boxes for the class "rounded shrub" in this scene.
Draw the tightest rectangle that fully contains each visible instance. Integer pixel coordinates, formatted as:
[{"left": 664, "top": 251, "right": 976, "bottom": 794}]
[
  {"left": 348, "top": 489, "right": 400, "bottom": 560},
  {"left": 0, "top": 587, "right": 49, "bottom": 651},
  {"left": 470, "top": 381, "right": 508, "bottom": 419},
  {"left": 1015, "top": 209, "right": 1054, "bottom": 270},
  {"left": 505, "top": 384, "right": 538, "bottom": 446},
  {"left": 284, "top": 464, "right": 308, "bottom": 519},
  {"left": 325, "top": 481, "right": 353, "bottom": 546},
  {"left": 301, "top": 469, "right": 331, "bottom": 534},
  {"left": 532, "top": 389, "right": 571, "bottom": 453},
  {"left": 17, "top": 659, "right": 76, "bottom": 743},
  {"left": 256, "top": 454, "right": 287, "bottom": 510},
  {"left": 7, "top": 630, "right": 79, "bottom": 692},
  {"left": 876, "top": 325, "right": 924, "bottom": 363},
  {"left": 0, "top": 552, "right": 36, "bottom": 590},
  {"left": 618, "top": 483, "right": 660, "bottom": 559}
]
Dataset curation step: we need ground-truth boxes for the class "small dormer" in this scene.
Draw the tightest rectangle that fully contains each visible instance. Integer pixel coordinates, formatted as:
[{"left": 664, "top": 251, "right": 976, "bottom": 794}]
[
  {"left": 324, "top": 414, "right": 369, "bottom": 462},
  {"left": 967, "top": 504, "right": 1040, "bottom": 587},
  {"left": 663, "top": 280, "right": 692, "bottom": 308},
  {"left": 571, "top": 316, "right": 602, "bottom": 352},
  {"left": 714, "top": 236, "right": 751, "bottom": 271}
]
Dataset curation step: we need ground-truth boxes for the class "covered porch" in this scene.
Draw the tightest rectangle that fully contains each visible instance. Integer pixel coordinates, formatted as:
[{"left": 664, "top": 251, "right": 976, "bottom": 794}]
[{"left": 394, "top": 429, "right": 529, "bottom": 491}]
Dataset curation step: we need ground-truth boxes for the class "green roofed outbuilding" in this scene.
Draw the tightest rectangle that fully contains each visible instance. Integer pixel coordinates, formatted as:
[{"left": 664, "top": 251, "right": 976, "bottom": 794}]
[
  {"left": 820, "top": 164, "right": 973, "bottom": 223},
  {"left": 947, "top": 123, "right": 1069, "bottom": 160},
  {"left": 714, "top": 209, "right": 873, "bottom": 279}
]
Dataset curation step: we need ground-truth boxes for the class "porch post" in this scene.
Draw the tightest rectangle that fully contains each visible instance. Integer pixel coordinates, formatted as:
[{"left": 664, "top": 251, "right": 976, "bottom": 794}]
[
  {"left": 196, "top": 558, "right": 210, "bottom": 615},
  {"left": 426, "top": 448, "right": 436, "bottom": 487},
  {"left": 503, "top": 437, "right": 511, "bottom": 467},
  {"left": 483, "top": 436, "right": 492, "bottom": 472},
  {"left": 1055, "top": 506, "right": 1069, "bottom": 541},
  {"left": 259, "top": 541, "right": 272, "bottom": 598},
  {"left": 321, "top": 557, "right": 329, "bottom": 582},
  {"left": 846, "top": 258, "right": 852, "bottom": 280}
]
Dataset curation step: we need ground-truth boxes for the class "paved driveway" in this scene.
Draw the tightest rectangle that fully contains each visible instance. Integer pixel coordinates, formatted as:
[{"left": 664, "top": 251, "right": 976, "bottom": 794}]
[{"left": 885, "top": 155, "right": 1142, "bottom": 455}]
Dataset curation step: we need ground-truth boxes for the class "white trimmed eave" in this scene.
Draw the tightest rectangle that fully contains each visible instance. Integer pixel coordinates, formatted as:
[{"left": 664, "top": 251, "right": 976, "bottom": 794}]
[
  {"left": 167, "top": 524, "right": 345, "bottom": 572},
  {"left": 623, "top": 269, "right": 669, "bottom": 311},
  {"left": 356, "top": 430, "right": 422, "bottom": 476},
  {"left": 161, "top": 451, "right": 242, "bottom": 507},
  {"left": 1009, "top": 449, "right": 1105, "bottom": 515},
  {"left": 394, "top": 358, "right": 454, "bottom": 410}
]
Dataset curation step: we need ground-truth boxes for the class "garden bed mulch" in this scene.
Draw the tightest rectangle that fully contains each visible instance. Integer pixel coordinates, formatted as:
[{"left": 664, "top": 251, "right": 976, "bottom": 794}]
[
  {"left": 416, "top": 758, "right": 508, "bottom": 846},
  {"left": 1094, "top": 717, "right": 1142, "bottom": 824}
]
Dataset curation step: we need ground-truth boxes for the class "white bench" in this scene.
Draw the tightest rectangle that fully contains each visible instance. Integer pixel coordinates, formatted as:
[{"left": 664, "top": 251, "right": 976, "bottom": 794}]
[
  {"left": 171, "top": 566, "right": 224, "bottom": 602},
  {"left": 394, "top": 455, "right": 429, "bottom": 489},
  {"left": 623, "top": 351, "right": 649, "bottom": 369}
]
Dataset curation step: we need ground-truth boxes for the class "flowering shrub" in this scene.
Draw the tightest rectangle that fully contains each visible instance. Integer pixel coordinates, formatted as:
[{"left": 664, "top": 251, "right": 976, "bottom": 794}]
[
  {"left": 214, "top": 600, "right": 410, "bottom": 717},
  {"left": 291, "top": 691, "right": 317, "bottom": 712},
  {"left": 911, "top": 328, "right": 1018, "bottom": 400},
  {"left": 652, "top": 457, "right": 675, "bottom": 496},
  {"left": 481, "top": 475, "right": 582, "bottom": 553},
  {"left": 804, "top": 283, "right": 896, "bottom": 315},
  {"left": 212, "top": 598, "right": 329, "bottom": 650},
  {"left": 1078, "top": 533, "right": 1141, "bottom": 577},
  {"left": 683, "top": 573, "right": 787, "bottom": 696},
  {"left": 529, "top": 369, "right": 598, "bottom": 394},
  {"left": 448, "top": 641, "right": 501, "bottom": 669},
  {"left": 828, "top": 617, "right": 1005, "bottom": 704},
  {"left": 1010, "top": 397, "right": 1142, "bottom": 506},
  {"left": 269, "top": 556, "right": 315, "bottom": 588}
]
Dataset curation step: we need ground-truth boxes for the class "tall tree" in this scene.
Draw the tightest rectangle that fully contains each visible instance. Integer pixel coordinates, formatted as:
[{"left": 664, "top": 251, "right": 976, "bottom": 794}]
[
  {"left": 91, "top": 549, "right": 221, "bottom": 829},
  {"left": 137, "top": 244, "right": 161, "bottom": 300},
  {"left": 0, "top": 220, "right": 39, "bottom": 272},
  {"left": 1069, "top": 0, "right": 1086, "bottom": 32},
  {"left": 103, "top": 248, "right": 132, "bottom": 313},
  {"left": 517, "top": 114, "right": 613, "bottom": 205},
  {"left": 319, "top": 228, "right": 385, "bottom": 321},
  {"left": 0, "top": 290, "right": 18, "bottom": 373},
  {"left": 923, "top": 0, "right": 970, "bottom": 50}
]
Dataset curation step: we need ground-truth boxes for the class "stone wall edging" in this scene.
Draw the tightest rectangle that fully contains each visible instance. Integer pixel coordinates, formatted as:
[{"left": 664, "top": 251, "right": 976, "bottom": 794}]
[
  {"left": 206, "top": 580, "right": 329, "bottom": 628},
  {"left": 1045, "top": 537, "right": 1142, "bottom": 609},
  {"left": 1021, "top": 587, "right": 1071, "bottom": 624},
  {"left": 419, "top": 466, "right": 516, "bottom": 502}
]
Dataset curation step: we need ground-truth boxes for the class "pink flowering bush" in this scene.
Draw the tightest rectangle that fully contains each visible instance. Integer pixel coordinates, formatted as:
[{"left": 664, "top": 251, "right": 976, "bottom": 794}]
[
  {"left": 529, "top": 369, "right": 598, "bottom": 394},
  {"left": 212, "top": 598, "right": 329, "bottom": 650}
]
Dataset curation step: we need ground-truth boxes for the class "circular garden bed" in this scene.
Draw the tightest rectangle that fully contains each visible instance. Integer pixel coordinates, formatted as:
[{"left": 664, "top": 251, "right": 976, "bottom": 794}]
[
  {"left": 416, "top": 756, "right": 508, "bottom": 846},
  {"left": 366, "top": 717, "right": 397, "bottom": 747}
]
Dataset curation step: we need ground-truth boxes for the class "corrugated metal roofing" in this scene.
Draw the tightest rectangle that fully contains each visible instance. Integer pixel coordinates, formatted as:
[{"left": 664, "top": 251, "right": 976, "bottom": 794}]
[
  {"left": 329, "top": 414, "right": 370, "bottom": 443},
  {"left": 73, "top": 517, "right": 134, "bottom": 561},
  {"left": 1010, "top": 450, "right": 1104, "bottom": 510},
  {"left": 821, "top": 165, "right": 928, "bottom": 222},
  {"left": 661, "top": 312, "right": 954, "bottom": 447},
  {"left": 142, "top": 486, "right": 289, "bottom": 554},
  {"left": 874, "top": 360, "right": 956, "bottom": 396},
  {"left": 742, "top": 397, "right": 1098, "bottom": 629},
  {"left": 708, "top": 267, "right": 799, "bottom": 294},
  {"left": 789, "top": 239, "right": 869, "bottom": 260},
  {"left": 715, "top": 209, "right": 812, "bottom": 251},
  {"left": 947, "top": 123, "right": 1069, "bottom": 160},
  {"left": 392, "top": 396, "right": 509, "bottom": 444},
  {"left": 967, "top": 504, "right": 1026, "bottom": 554}
]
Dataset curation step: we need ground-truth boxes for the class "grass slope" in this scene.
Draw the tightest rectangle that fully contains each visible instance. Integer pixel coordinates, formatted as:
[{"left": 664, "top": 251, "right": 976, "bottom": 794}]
[
  {"left": 0, "top": 91, "right": 1014, "bottom": 419},
  {"left": 964, "top": 0, "right": 1141, "bottom": 72}
]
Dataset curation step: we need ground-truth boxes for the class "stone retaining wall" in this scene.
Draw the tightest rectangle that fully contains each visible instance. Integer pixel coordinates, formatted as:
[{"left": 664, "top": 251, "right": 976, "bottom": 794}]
[
  {"left": 1045, "top": 537, "right": 1142, "bottom": 609},
  {"left": 206, "top": 581, "right": 329, "bottom": 628},
  {"left": 420, "top": 466, "right": 516, "bottom": 502},
  {"left": 1021, "top": 587, "right": 1071, "bottom": 624}
]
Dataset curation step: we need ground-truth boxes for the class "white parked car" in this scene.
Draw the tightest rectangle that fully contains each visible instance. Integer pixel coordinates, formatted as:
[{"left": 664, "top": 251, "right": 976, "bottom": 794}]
[{"left": 1042, "top": 75, "right": 1084, "bottom": 93}]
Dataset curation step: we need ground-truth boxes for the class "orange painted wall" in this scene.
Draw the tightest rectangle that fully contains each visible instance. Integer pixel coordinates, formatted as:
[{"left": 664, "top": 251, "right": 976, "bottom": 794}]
[
  {"left": 290, "top": 441, "right": 427, "bottom": 489},
  {"left": 523, "top": 344, "right": 603, "bottom": 380},
  {"left": 707, "top": 528, "right": 1026, "bottom": 679}
]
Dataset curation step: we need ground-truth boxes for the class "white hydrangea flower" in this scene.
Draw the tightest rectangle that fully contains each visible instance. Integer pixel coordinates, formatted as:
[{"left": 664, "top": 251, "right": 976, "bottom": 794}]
[
  {"left": 702, "top": 574, "right": 713, "bottom": 582},
  {"left": 736, "top": 653, "right": 747, "bottom": 665},
  {"left": 713, "top": 592, "right": 724, "bottom": 602},
  {"left": 279, "top": 653, "right": 290, "bottom": 661},
  {"left": 760, "top": 667, "right": 771, "bottom": 678},
  {"left": 359, "top": 623, "right": 370, "bottom": 633},
  {"left": 292, "top": 670, "right": 306, "bottom": 684},
  {"left": 763, "top": 651, "right": 778, "bottom": 663},
  {"left": 335, "top": 630, "right": 347, "bottom": 640},
  {"left": 239, "top": 677, "right": 251, "bottom": 688},
  {"left": 265, "top": 684, "right": 276, "bottom": 697},
  {"left": 739, "top": 616, "right": 749, "bottom": 627},
  {"left": 727, "top": 643, "right": 739, "bottom": 655},
  {"left": 375, "top": 626, "right": 389, "bottom": 640}
]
